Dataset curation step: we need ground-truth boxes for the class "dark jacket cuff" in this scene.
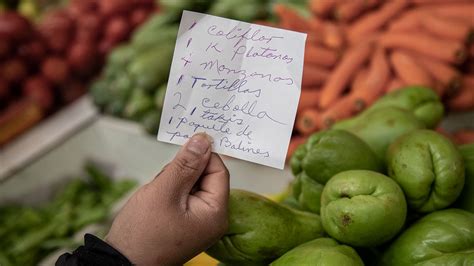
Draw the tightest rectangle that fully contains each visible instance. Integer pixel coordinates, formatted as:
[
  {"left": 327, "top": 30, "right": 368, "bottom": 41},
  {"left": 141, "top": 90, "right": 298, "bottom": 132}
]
[{"left": 56, "top": 234, "right": 132, "bottom": 266}]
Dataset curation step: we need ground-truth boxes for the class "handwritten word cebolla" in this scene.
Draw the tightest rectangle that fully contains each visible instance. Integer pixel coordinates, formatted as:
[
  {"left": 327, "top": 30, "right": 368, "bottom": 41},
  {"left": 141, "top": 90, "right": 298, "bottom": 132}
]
[{"left": 158, "top": 11, "right": 306, "bottom": 169}]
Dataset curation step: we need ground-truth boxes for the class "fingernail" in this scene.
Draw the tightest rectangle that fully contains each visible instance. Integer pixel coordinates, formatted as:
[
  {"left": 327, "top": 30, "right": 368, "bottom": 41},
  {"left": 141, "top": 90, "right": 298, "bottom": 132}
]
[{"left": 186, "top": 133, "right": 210, "bottom": 154}]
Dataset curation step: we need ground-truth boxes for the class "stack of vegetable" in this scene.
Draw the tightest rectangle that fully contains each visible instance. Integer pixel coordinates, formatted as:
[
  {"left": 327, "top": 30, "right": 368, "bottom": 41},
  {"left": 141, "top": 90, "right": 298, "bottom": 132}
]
[
  {"left": 0, "top": 164, "right": 137, "bottom": 266},
  {"left": 0, "top": 0, "right": 158, "bottom": 146},
  {"left": 271, "top": 1, "right": 474, "bottom": 150},
  {"left": 89, "top": 0, "right": 307, "bottom": 135},
  {"left": 205, "top": 87, "right": 474, "bottom": 265}
]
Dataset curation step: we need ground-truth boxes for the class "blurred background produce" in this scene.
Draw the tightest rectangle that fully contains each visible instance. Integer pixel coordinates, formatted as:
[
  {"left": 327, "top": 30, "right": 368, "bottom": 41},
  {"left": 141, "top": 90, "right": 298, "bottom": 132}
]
[
  {"left": 0, "top": 163, "right": 136, "bottom": 266},
  {"left": 0, "top": 0, "right": 158, "bottom": 146}
]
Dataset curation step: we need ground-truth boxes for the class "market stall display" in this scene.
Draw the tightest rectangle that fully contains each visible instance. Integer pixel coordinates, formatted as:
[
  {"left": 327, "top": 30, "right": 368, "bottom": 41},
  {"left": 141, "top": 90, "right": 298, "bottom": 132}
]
[
  {"left": 0, "top": 0, "right": 158, "bottom": 146},
  {"left": 271, "top": 0, "right": 474, "bottom": 154},
  {"left": 205, "top": 87, "right": 474, "bottom": 265},
  {"left": 0, "top": 164, "right": 137, "bottom": 266}
]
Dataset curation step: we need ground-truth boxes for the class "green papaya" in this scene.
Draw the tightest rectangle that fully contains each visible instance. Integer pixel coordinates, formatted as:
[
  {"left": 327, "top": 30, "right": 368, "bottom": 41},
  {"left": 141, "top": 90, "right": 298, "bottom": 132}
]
[
  {"left": 387, "top": 130, "right": 465, "bottom": 213},
  {"left": 333, "top": 106, "right": 425, "bottom": 163},
  {"left": 367, "top": 86, "right": 444, "bottom": 128},
  {"left": 270, "top": 238, "right": 364, "bottom": 266},
  {"left": 206, "top": 189, "right": 324, "bottom": 265},
  {"left": 380, "top": 209, "right": 474, "bottom": 266},
  {"left": 321, "top": 170, "right": 407, "bottom": 247}
]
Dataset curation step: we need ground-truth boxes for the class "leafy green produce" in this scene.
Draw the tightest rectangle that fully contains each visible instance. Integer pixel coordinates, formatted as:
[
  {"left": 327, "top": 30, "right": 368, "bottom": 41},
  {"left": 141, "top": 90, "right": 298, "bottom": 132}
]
[
  {"left": 0, "top": 164, "right": 136, "bottom": 266},
  {"left": 271, "top": 238, "right": 364, "bottom": 266},
  {"left": 380, "top": 209, "right": 474, "bottom": 265},
  {"left": 206, "top": 189, "right": 324, "bottom": 265},
  {"left": 387, "top": 130, "right": 465, "bottom": 213}
]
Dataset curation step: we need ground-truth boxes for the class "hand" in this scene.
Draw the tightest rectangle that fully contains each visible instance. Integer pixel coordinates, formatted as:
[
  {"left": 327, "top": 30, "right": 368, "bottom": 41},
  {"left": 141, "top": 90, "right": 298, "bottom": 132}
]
[{"left": 106, "top": 133, "right": 230, "bottom": 265}]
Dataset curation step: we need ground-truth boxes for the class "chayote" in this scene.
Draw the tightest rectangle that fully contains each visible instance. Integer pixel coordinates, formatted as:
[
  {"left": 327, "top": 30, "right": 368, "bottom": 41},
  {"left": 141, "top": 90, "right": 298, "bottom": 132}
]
[
  {"left": 333, "top": 106, "right": 425, "bottom": 163},
  {"left": 270, "top": 238, "right": 364, "bottom": 266},
  {"left": 387, "top": 129, "right": 465, "bottom": 213},
  {"left": 206, "top": 189, "right": 324, "bottom": 265},
  {"left": 454, "top": 143, "right": 474, "bottom": 213},
  {"left": 292, "top": 172, "right": 324, "bottom": 214},
  {"left": 291, "top": 129, "right": 381, "bottom": 185},
  {"left": 380, "top": 209, "right": 474, "bottom": 265},
  {"left": 320, "top": 170, "right": 407, "bottom": 247},
  {"left": 367, "top": 86, "right": 444, "bottom": 128}
]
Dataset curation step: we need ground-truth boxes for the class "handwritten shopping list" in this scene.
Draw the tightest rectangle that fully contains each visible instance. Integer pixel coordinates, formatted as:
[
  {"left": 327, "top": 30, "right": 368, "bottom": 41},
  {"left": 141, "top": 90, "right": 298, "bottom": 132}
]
[{"left": 158, "top": 11, "right": 307, "bottom": 169}]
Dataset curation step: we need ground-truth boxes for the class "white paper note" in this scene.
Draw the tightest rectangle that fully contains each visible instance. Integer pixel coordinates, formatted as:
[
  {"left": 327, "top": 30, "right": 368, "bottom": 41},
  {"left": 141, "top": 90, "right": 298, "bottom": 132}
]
[{"left": 158, "top": 10, "right": 307, "bottom": 169}]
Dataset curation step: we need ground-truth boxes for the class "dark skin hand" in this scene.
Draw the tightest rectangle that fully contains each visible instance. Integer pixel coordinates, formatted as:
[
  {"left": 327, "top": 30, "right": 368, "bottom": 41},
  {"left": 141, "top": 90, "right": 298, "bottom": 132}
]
[{"left": 106, "top": 133, "right": 230, "bottom": 265}]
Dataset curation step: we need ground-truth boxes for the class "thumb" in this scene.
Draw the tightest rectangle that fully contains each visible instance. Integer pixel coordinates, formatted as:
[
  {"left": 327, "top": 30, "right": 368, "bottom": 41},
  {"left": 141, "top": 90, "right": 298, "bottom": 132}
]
[{"left": 154, "top": 133, "right": 212, "bottom": 202}]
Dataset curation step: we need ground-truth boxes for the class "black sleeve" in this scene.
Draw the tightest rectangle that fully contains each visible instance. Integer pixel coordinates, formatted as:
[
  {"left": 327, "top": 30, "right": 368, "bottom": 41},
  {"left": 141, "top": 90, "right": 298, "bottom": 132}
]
[{"left": 56, "top": 234, "right": 132, "bottom": 266}]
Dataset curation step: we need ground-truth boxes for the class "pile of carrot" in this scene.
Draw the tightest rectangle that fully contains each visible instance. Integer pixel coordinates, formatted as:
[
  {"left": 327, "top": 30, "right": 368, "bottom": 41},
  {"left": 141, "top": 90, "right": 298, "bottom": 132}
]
[{"left": 273, "top": 0, "right": 474, "bottom": 159}]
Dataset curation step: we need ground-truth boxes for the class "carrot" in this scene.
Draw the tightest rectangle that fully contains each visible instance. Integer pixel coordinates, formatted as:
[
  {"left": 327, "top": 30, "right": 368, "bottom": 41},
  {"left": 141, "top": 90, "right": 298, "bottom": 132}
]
[
  {"left": 298, "top": 90, "right": 321, "bottom": 112},
  {"left": 419, "top": 13, "right": 473, "bottom": 43},
  {"left": 323, "top": 22, "right": 345, "bottom": 49},
  {"left": 385, "top": 78, "right": 406, "bottom": 93},
  {"left": 387, "top": 9, "right": 423, "bottom": 32},
  {"left": 410, "top": 0, "right": 473, "bottom": 5},
  {"left": 427, "top": 3, "right": 474, "bottom": 26},
  {"left": 415, "top": 54, "right": 462, "bottom": 97},
  {"left": 302, "top": 65, "right": 330, "bottom": 87},
  {"left": 447, "top": 77, "right": 474, "bottom": 111},
  {"left": 296, "top": 109, "right": 321, "bottom": 135},
  {"left": 334, "top": 0, "right": 365, "bottom": 22},
  {"left": 287, "top": 136, "right": 308, "bottom": 160},
  {"left": 351, "top": 68, "right": 369, "bottom": 92},
  {"left": 351, "top": 46, "right": 390, "bottom": 110},
  {"left": 310, "top": 0, "right": 338, "bottom": 17},
  {"left": 390, "top": 50, "right": 433, "bottom": 88},
  {"left": 348, "top": 0, "right": 409, "bottom": 43},
  {"left": 320, "top": 95, "right": 358, "bottom": 128},
  {"left": 453, "top": 130, "right": 474, "bottom": 145},
  {"left": 319, "top": 40, "right": 374, "bottom": 109},
  {"left": 305, "top": 44, "right": 339, "bottom": 68},
  {"left": 274, "top": 4, "right": 310, "bottom": 32},
  {"left": 379, "top": 31, "right": 467, "bottom": 64}
]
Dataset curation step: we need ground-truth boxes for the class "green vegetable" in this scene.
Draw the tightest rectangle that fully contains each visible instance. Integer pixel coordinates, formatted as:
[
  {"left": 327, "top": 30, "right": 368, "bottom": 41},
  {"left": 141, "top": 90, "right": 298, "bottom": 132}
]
[
  {"left": 141, "top": 109, "right": 162, "bottom": 135},
  {"left": 387, "top": 130, "right": 465, "bottom": 213},
  {"left": 124, "top": 90, "right": 155, "bottom": 120},
  {"left": 455, "top": 143, "right": 474, "bottom": 213},
  {"left": 106, "top": 45, "right": 136, "bottom": 68},
  {"left": 380, "top": 209, "right": 474, "bottom": 265},
  {"left": 367, "top": 86, "right": 444, "bottom": 128},
  {"left": 291, "top": 172, "right": 324, "bottom": 214},
  {"left": 0, "top": 164, "right": 137, "bottom": 266},
  {"left": 127, "top": 43, "right": 175, "bottom": 92},
  {"left": 270, "top": 238, "right": 364, "bottom": 266},
  {"left": 333, "top": 106, "right": 425, "bottom": 163},
  {"left": 209, "top": 0, "right": 269, "bottom": 22},
  {"left": 291, "top": 129, "right": 381, "bottom": 185},
  {"left": 154, "top": 84, "right": 168, "bottom": 110},
  {"left": 320, "top": 170, "right": 407, "bottom": 247},
  {"left": 206, "top": 189, "right": 324, "bottom": 265}
]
